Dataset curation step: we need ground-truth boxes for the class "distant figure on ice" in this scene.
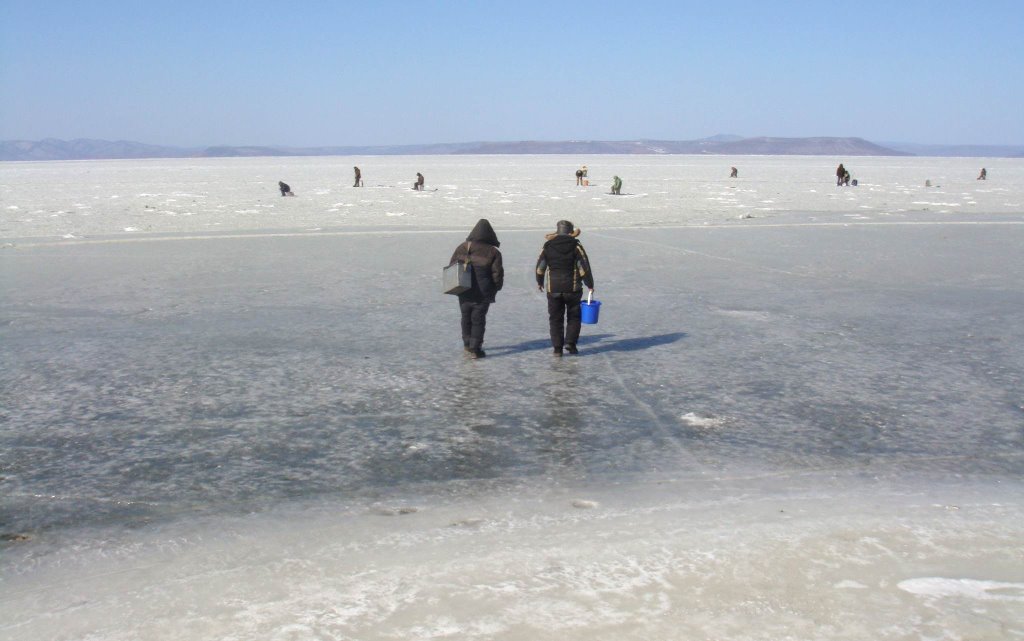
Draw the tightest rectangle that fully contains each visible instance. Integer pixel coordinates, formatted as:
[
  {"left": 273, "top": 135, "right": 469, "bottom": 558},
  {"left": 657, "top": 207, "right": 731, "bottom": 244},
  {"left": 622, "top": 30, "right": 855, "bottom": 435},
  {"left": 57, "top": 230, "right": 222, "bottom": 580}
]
[
  {"left": 449, "top": 219, "right": 504, "bottom": 359},
  {"left": 611, "top": 175, "right": 622, "bottom": 195},
  {"left": 575, "top": 168, "right": 584, "bottom": 186},
  {"left": 581, "top": 165, "right": 588, "bottom": 178},
  {"left": 843, "top": 170, "right": 852, "bottom": 186},
  {"left": 353, "top": 166, "right": 362, "bottom": 187},
  {"left": 279, "top": 181, "right": 294, "bottom": 196},
  {"left": 414, "top": 172, "right": 425, "bottom": 191},
  {"left": 536, "top": 220, "right": 595, "bottom": 357},
  {"left": 836, "top": 163, "right": 846, "bottom": 186},
  {"left": 978, "top": 167, "right": 987, "bottom": 180},
  {"left": 730, "top": 166, "right": 738, "bottom": 178}
]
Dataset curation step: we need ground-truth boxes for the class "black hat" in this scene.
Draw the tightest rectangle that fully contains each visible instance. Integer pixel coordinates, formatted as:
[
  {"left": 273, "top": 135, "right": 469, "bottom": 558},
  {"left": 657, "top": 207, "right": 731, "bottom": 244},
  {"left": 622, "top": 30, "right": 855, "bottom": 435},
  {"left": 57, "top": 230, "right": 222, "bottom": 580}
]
[{"left": 546, "top": 220, "right": 580, "bottom": 240}]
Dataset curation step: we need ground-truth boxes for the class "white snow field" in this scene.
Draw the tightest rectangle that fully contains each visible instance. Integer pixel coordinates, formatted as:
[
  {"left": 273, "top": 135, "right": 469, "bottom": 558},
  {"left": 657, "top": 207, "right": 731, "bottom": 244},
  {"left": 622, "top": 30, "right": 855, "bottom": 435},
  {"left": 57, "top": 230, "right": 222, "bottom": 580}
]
[{"left": 2, "top": 155, "right": 1023, "bottom": 640}]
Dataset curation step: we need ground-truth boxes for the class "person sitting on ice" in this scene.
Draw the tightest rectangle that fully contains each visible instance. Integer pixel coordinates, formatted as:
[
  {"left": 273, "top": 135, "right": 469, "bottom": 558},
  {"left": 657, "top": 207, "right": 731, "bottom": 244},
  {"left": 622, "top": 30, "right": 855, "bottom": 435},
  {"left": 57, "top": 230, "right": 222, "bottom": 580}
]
[
  {"left": 414, "top": 172, "right": 425, "bottom": 191},
  {"left": 978, "top": 167, "right": 987, "bottom": 180},
  {"left": 611, "top": 175, "right": 622, "bottom": 195},
  {"left": 278, "top": 181, "right": 294, "bottom": 196},
  {"left": 730, "top": 166, "right": 738, "bottom": 178}
]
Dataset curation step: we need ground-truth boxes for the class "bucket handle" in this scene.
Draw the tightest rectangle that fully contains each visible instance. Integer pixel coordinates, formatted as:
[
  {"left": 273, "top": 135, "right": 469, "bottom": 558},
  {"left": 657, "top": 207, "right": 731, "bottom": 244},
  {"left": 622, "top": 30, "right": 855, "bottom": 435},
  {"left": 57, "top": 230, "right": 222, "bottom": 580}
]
[{"left": 587, "top": 289, "right": 592, "bottom": 305}]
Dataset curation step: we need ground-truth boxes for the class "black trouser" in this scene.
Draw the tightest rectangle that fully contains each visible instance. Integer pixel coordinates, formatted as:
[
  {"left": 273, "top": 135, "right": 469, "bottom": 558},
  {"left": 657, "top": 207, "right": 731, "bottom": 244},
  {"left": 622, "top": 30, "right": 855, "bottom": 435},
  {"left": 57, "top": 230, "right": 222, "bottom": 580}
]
[
  {"left": 547, "top": 291, "right": 583, "bottom": 349},
  {"left": 459, "top": 300, "right": 490, "bottom": 349}
]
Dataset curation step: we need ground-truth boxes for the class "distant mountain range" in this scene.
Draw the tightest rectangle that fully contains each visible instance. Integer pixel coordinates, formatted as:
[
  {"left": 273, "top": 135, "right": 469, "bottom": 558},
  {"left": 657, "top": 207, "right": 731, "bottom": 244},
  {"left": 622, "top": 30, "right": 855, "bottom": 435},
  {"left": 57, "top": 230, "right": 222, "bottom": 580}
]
[
  {"left": 880, "top": 141, "right": 1024, "bottom": 158},
  {"left": 2, "top": 136, "right": 1022, "bottom": 161}
]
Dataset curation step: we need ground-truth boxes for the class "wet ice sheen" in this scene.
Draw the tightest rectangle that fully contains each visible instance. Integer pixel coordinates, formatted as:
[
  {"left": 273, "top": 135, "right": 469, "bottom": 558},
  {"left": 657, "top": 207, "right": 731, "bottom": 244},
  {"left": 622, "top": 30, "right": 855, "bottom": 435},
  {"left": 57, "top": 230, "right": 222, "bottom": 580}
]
[{"left": 1, "top": 155, "right": 1023, "bottom": 640}]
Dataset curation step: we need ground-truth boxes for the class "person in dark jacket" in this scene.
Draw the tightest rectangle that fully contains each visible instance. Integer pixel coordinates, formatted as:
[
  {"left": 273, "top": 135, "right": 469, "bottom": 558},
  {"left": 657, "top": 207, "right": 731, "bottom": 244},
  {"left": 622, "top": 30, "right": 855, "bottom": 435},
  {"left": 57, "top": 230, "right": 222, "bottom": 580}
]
[
  {"left": 978, "top": 167, "right": 987, "bottom": 180},
  {"left": 414, "top": 172, "right": 425, "bottom": 191},
  {"left": 611, "top": 175, "right": 622, "bottom": 195},
  {"left": 449, "top": 219, "right": 504, "bottom": 358},
  {"left": 353, "top": 166, "right": 362, "bottom": 187},
  {"left": 279, "top": 181, "right": 294, "bottom": 196},
  {"left": 835, "top": 163, "right": 846, "bottom": 187},
  {"left": 535, "top": 220, "right": 595, "bottom": 356}
]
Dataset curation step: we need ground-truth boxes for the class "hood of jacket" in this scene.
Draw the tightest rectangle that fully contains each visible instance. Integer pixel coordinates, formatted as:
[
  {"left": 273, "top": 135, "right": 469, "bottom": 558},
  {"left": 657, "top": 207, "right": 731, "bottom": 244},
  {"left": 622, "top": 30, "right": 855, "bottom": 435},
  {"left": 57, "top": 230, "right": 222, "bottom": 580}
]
[
  {"left": 544, "top": 233, "right": 578, "bottom": 257},
  {"left": 467, "top": 218, "right": 500, "bottom": 247}
]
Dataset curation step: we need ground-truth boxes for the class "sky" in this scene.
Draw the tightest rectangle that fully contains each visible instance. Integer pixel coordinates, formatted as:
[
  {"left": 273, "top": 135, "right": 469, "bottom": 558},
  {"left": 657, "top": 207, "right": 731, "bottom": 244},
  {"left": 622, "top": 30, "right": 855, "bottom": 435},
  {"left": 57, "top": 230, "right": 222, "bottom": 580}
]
[{"left": 1, "top": 0, "right": 1022, "bottom": 148}]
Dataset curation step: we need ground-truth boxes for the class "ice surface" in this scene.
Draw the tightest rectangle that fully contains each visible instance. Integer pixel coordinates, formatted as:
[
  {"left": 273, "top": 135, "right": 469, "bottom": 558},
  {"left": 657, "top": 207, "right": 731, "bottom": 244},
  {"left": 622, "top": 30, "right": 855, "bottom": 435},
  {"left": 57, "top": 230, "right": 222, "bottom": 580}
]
[
  {"left": 1, "top": 155, "right": 1022, "bottom": 240},
  {"left": 898, "top": 577, "right": 1024, "bottom": 602},
  {"left": 2, "top": 155, "right": 1023, "bottom": 639},
  {"left": 2, "top": 476, "right": 1022, "bottom": 640}
]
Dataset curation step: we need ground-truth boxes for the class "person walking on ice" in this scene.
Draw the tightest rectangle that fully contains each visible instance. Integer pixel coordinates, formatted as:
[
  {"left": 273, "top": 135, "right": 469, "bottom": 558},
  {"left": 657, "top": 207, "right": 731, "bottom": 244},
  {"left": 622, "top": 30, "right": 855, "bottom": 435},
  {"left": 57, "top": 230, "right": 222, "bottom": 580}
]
[
  {"left": 978, "top": 167, "right": 987, "bottom": 180},
  {"left": 353, "top": 166, "right": 363, "bottom": 187},
  {"left": 449, "top": 219, "right": 503, "bottom": 359},
  {"left": 278, "top": 181, "right": 294, "bottom": 196},
  {"left": 536, "top": 220, "right": 595, "bottom": 357},
  {"left": 611, "top": 175, "right": 622, "bottom": 195}
]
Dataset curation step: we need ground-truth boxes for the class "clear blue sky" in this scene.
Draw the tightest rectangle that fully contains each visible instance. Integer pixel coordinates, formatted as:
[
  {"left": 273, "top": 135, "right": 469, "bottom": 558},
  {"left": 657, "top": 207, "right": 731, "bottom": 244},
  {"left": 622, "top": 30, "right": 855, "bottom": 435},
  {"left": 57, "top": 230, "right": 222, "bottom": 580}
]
[{"left": 2, "top": 0, "right": 1022, "bottom": 147}]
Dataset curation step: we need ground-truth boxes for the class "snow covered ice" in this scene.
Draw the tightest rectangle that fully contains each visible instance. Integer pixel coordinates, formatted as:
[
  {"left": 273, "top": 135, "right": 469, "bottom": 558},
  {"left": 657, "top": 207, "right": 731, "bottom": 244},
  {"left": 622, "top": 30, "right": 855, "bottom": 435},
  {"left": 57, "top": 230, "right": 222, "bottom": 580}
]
[{"left": 2, "top": 155, "right": 1023, "bottom": 640}]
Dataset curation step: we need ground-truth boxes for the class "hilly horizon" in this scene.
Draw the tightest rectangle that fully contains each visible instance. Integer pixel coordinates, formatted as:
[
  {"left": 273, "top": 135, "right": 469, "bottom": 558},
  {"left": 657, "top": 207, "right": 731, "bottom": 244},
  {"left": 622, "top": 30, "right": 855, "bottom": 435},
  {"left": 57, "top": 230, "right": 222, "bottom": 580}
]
[{"left": 2, "top": 136, "right": 1023, "bottom": 162}]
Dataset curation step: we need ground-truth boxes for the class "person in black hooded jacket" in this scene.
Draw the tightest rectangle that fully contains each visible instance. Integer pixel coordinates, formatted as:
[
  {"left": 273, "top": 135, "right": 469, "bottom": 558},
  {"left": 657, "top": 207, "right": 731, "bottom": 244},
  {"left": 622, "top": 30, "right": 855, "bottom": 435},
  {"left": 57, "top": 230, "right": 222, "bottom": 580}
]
[
  {"left": 535, "top": 220, "right": 595, "bottom": 356},
  {"left": 449, "top": 219, "right": 504, "bottom": 358}
]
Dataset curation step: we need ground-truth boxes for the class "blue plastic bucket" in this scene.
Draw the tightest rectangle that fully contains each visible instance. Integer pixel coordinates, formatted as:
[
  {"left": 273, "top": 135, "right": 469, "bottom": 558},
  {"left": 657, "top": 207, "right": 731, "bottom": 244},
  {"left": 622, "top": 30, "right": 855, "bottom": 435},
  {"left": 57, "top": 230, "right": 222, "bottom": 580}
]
[{"left": 580, "top": 299, "right": 601, "bottom": 324}]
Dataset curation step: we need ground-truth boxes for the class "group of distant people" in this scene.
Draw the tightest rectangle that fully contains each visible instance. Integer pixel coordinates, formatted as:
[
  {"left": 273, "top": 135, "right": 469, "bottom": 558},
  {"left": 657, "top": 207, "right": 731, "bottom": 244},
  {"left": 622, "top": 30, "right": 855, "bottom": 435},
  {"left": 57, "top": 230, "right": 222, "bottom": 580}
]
[
  {"left": 574, "top": 161, "right": 985, "bottom": 190},
  {"left": 278, "top": 169, "right": 427, "bottom": 195},
  {"left": 289, "top": 165, "right": 622, "bottom": 197},
  {"left": 587, "top": 161, "right": 992, "bottom": 193},
  {"left": 840, "top": 163, "right": 990, "bottom": 187},
  {"left": 573, "top": 164, "right": 626, "bottom": 194},
  {"left": 448, "top": 218, "right": 595, "bottom": 359},
  {"left": 280, "top": 163, "right": 992, "bottom": 197},
  {"left": 836, "top": 163, "right": 852, "bottom": 186},
  {"left": 570, "top": 162, "right": 986, "bottom": 192}
]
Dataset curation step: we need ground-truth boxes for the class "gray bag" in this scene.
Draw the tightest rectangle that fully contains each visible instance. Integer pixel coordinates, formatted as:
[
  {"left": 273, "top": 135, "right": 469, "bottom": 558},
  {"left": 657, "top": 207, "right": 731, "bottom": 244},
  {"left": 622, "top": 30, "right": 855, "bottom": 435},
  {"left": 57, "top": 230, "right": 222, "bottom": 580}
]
[{"left": 443, "top": 242, "right": 473, "bottom": 295}]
